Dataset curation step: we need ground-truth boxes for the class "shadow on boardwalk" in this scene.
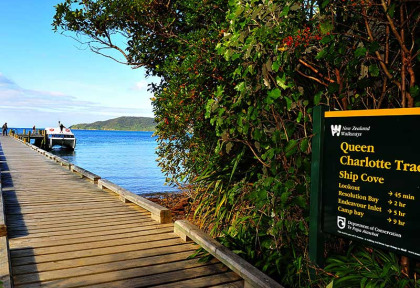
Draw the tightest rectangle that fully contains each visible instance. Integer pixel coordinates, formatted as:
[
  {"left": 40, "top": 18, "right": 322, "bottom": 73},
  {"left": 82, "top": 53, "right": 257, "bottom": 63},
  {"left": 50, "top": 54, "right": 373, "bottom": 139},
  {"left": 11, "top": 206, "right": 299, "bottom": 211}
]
[
  {"left": 0, "top": 142, "right": 29, "bottom": 238},
  {"left": 1, "top": 141, "right": 40, "bottom": 286}
]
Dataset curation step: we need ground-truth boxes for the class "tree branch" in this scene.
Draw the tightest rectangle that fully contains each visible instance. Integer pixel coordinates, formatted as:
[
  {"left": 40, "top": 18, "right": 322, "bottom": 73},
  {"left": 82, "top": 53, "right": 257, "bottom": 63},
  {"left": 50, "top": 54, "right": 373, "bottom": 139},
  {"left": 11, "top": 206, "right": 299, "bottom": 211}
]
[
  {"left": 296, "top": 70, "right": 329, "bottom": 87},
  {"left": 298, "top": 59, "right": 335, "bottom": 84}
]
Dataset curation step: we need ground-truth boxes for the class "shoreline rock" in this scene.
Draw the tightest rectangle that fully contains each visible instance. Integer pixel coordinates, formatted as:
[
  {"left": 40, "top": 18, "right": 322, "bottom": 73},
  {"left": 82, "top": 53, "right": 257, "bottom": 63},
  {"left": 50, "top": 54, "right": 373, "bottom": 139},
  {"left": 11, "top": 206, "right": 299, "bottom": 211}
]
[{"left": 144, "top": 191, "right": 189, "bottom": 221}]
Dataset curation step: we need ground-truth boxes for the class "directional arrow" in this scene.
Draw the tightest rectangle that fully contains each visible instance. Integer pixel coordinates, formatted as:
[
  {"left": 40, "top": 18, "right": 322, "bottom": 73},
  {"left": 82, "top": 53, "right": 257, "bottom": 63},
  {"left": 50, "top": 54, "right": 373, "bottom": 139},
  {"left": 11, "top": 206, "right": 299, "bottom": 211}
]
[
  {"left": 388, "top": 209, "right": 392, "bottom": 214},
  {"left": 388, "top": 200, "right": 393, "bottom": 205},
  {"left": 387, "top": 218, "right": 392, "bottom": 222},
  {"left": 389, "top": 191, "right": 393, "bottom": 196}
]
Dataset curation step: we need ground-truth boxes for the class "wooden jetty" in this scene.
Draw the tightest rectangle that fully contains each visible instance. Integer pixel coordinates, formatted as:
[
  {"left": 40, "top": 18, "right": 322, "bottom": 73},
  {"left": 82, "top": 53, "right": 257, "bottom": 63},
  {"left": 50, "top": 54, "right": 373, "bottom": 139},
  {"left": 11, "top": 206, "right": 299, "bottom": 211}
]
[
  {"left": 0, "top": 136, "right": 282, "bottom": 288},
  {"left": 9, "top": 130, "right": 48, "bottom": 150}
]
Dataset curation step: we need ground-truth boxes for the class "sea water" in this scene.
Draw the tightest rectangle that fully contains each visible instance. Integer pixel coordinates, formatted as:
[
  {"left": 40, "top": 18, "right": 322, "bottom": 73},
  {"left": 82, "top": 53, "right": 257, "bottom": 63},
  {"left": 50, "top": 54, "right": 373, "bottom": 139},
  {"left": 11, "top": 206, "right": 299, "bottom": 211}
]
[{"left": 21, "top": 129, "right": 177, "bottom": 195}]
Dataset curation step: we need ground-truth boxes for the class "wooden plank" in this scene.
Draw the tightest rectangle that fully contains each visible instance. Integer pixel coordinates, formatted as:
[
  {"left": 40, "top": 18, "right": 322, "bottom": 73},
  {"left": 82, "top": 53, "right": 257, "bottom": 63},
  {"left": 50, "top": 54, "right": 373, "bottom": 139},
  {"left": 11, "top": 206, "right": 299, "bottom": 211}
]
[
  {"left": 152, "top": 272, "right": 243, "bottom": 288},
  {"left": 10, "top": 229, "right": 175, "bottom": 257},
  {"left": 210, "top": 280, "right": 245, "bottom": 288},
  {"left": 4, "top": 198, "right": 117, "bottom": 206},
  {"left": 8, "top": 220, "right": 156, "bottom": 239},
  {"left": 5, "top": 202, "right": 127, "bottom": 214},
  {"left": 8, "top": 216, "right": 152, "bottom": 234},
  {"left": 13, "top": 243, "right": 197, "bottom": 275},
  {"left": 6, "top": 209, "right": 148, "bottom": 225},
  {"left": 6, "top": 205, "right": 149, "bottom": 220},
  {"left": 10, "top": 225, "right": 173, "bottom": 249},
  {"left": 84, "top": 262, "right": 230, "bottom": 288},
  {"left": 10, "top": 223, "right": 167, "bottom": 245},
  {"left": 13, "top": 250, "right": 198, "bottom": 285},
  {"left": 16, "top": 260, "right": 226, "bottom": 288},
  {"left": 7, "top": 211, "right": 149, "bottom": 229},
  {"left": 11, "top": 237, "right": 183, "bottom": 266}
]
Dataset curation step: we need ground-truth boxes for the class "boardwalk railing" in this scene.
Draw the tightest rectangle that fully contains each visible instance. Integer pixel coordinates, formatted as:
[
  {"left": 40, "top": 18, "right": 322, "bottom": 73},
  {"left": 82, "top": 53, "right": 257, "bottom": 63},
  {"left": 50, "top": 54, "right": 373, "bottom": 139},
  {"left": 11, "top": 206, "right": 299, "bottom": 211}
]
[
  {"left": 7, "top": 137, "right": 283, "bottom": 288},
  {"left": 98, "top": 179, "right": 172, "bottom": 224},
  {"left": 175, "top": 220, "right": 283, "bottom": 288}
]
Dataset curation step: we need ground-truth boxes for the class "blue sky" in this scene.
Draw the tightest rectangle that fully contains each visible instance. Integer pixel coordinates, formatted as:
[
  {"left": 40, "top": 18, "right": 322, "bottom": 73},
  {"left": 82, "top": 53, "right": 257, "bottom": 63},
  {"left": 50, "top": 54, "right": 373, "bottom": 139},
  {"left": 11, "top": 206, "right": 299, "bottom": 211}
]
[{"left": 0, "top": 0, "right": 156, "bottom": 128}]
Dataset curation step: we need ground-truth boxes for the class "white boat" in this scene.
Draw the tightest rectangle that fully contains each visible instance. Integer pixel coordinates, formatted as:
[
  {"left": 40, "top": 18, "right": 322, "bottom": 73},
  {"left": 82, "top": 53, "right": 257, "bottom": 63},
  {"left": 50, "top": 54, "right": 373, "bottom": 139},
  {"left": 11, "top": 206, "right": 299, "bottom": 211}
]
[{"left": 45, "top": 127, "right": 76, "bottom": 150}]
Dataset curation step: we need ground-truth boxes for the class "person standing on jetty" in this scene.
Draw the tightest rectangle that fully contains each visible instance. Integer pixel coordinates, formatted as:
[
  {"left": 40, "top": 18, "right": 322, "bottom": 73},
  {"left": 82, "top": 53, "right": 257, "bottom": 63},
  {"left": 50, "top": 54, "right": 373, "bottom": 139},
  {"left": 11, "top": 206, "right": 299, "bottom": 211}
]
[
  {"left": 2, "top": 122, "right": 8, "bottom": 136},
  {"left": 32, "top": 125, "right": 36, "bottom": 134}
]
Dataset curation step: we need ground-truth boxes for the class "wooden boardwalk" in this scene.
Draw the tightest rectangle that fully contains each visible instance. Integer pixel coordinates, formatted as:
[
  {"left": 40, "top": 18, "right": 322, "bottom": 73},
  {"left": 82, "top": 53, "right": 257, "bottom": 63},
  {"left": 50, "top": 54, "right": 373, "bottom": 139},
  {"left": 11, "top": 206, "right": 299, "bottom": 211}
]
[{"left": 0, "top": 136, "right": 243, "bottom": 287}]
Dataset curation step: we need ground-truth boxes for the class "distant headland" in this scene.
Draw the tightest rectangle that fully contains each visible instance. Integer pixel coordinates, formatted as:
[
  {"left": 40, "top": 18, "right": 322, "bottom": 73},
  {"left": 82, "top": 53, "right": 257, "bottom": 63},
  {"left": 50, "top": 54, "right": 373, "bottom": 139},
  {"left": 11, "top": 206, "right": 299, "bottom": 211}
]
[{"left": 70, "top": 116, "right": 156, "bottom": 131}]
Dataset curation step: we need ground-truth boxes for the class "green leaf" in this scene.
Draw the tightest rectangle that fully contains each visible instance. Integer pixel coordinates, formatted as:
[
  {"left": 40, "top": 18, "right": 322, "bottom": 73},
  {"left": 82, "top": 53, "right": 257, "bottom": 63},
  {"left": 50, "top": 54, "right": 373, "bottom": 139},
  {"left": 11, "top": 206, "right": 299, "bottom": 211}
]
[
  {"left": 314, "top": 91, "right": 322, "bottom": 105},
  {"left": 235, "top": 82, "right": 246, "bottom": 92},
  {"left": 297, "top": 111, "right": 303, "bottom": 123},
  {"left": 285, "top": 139, "right": 298, "bottom": 157},
  {"left": 354, "top": 47, "right": 367, "bottom": 58},
  {"left": 410, "top": 85, "right": 420, "bottom": 98},
  {"left": 328, "top": 83, "right": 339, "bottom": 93},
  {"left": 272, "top": 61, "right": 280, "bottom": 72},
  {"left": 315, "top": 49, "right": 327, "bottom": 60},
  {"left": 300, "top": 138, "right": 309, "bottom": 152},
  {"left": 321, "top": 0, "right": 330, "bottom": 8},
  {"left": 320, "top": 35, "right": 334, "bottom": 44},
  {"left": 320, "top": 21, "right": 334, "bottom": 35},
  {"left": 326, "top": 280, "right": 334, "bottom": 288},
  {"left": 280, "top": 5, "right": 290, "bottom": 17},
  {"left": 387, "top": 3, "right": 396, "bottom": 17},
  {"left": 369, "top": 65, "right": 380, "bottom": 77},
  {"left": 367, "top": 41, "right": 380, "bottom": 53},
  {"left": 205, "top": 99, "right": 215, "bottom": 118},
  {"left": 276, "top": 74, "right": 289, "bottom": 90},
  {"left": 268, "top": 88, "right": 281, "bottom": 99},
  {"left": 285, "top": 97, "right": 292, "bottom": 110}
]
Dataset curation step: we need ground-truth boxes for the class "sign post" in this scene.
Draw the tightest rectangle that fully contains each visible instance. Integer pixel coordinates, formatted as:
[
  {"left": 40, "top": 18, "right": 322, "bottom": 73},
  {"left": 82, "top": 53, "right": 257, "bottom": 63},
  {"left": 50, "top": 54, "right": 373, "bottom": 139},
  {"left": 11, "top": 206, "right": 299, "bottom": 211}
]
[
  {"left": 310, "top": 108, "right": 420, "bottom": 266},
  {"left": 309, "top": 105, "right": 326, "bottom": 266}
]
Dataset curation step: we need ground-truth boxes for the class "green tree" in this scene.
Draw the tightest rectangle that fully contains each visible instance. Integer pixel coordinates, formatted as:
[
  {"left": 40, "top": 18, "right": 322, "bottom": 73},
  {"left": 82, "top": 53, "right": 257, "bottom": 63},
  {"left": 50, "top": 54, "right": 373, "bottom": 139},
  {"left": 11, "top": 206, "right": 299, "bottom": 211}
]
[
  {"left": 213, "top": 0, "right": 419, "bottom": 286},
  {"left": 54, "top": 0, "right": 231, "bottom": 185}
]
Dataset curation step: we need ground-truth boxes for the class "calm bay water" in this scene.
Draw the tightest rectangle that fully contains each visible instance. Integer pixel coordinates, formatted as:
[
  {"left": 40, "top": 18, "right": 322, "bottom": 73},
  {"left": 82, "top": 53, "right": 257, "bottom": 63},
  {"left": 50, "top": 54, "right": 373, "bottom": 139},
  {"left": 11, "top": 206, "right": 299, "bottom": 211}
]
[{"left": 28, "top": 129, "right": 177, "bottom": 195}]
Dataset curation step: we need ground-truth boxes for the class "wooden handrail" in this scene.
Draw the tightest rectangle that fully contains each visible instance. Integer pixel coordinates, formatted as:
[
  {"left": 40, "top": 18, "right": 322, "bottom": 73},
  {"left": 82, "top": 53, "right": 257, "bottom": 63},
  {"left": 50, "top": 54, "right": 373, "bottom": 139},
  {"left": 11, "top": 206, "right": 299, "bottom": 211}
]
[
  {"left": 71, "top": 165, "right": 101, "bottom": 183},
  {"left": 174, "top": 220, "right": 284, "bottom": 288},
  {"left": 98, "top": 179, "right": 171, "bottom": 224}
]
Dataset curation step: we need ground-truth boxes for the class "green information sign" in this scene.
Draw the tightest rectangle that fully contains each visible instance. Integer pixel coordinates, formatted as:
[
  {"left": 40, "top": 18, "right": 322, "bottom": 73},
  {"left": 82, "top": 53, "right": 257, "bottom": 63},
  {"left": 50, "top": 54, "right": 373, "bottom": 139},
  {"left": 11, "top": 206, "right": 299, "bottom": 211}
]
[{"left": 310, "top": 107, "right": 420, "bottom": 264}]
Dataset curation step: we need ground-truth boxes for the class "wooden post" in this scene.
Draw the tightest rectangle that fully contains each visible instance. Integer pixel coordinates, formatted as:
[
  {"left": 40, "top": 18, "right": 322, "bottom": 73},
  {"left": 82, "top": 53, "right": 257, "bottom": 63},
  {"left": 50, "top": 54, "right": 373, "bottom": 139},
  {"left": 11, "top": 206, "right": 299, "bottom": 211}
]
[{"left": 42, "top": 133, "right": 47, "bottom": 150}]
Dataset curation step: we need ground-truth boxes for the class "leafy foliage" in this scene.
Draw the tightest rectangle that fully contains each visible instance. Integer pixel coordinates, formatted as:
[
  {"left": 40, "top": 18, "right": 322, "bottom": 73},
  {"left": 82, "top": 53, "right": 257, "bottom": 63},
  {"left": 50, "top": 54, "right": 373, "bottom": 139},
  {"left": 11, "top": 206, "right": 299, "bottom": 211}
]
[
  {"left": 324, "top": 245, "right": 420, "bottom": 288},
  {"left": 54, "top": 0, "right": 419, "bottom": 286}
]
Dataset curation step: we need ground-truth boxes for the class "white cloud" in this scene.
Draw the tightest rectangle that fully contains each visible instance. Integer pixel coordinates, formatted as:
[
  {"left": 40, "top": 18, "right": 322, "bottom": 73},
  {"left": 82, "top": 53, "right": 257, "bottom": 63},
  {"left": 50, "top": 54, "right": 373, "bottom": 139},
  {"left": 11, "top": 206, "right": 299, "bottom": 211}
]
[
  {"left": 0, "top": 73, "right": 154, "bottom": 127},
  {"left": 131, "top": 80, "right": 149, "bottom": 91}
]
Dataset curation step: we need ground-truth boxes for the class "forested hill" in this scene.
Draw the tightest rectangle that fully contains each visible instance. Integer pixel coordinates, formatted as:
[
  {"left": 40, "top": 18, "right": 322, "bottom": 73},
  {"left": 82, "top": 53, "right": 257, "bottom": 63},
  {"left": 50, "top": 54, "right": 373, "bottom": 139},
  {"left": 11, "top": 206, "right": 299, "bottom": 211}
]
[{"left": 70, "top": 116, "right": 156, "bottom": 131}]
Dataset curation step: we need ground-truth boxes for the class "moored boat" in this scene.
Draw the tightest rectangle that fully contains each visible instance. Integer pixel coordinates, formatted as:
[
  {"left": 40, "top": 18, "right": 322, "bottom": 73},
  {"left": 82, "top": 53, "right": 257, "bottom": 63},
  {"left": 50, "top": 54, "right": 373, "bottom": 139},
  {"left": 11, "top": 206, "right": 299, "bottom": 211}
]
[{"left": 45, "top": 127, "right": 76, "bottom": 150}]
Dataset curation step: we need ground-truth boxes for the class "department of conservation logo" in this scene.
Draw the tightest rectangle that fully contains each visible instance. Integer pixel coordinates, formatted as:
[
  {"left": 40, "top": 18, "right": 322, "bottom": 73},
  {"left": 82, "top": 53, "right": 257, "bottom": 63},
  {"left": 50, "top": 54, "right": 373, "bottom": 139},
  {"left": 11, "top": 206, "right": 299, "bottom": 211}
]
[
  {"left": 337, "top": 216, "right": 346, "bottom": 229},
  {"left": 331, "top": 125, "right": 342, "bottom": 136}
]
